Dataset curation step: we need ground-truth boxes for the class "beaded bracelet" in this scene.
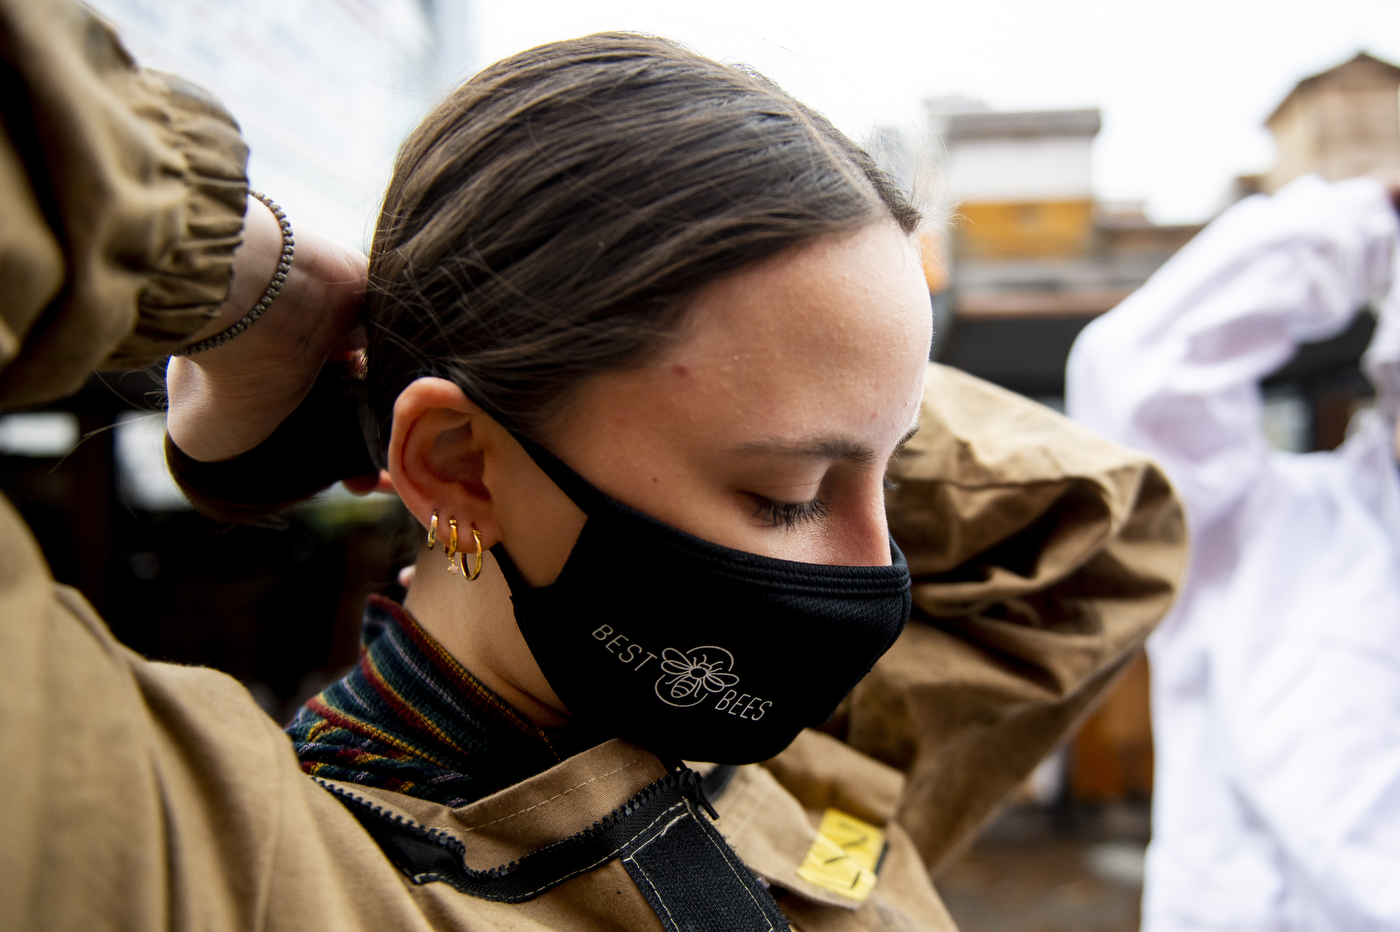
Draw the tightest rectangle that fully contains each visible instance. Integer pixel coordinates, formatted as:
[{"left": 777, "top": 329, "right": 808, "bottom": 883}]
[{"left": 176, "top": 190, "right": 295, "bottom": 356}]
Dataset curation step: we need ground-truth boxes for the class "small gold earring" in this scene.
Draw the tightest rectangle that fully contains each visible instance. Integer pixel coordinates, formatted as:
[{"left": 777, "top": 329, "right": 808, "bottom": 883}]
[
  {"left": 445, "top": 518, "right": 463, "bottom": 575},
  {"left": 465, "top": 525, "right": 484, "bottom": 581},
  {"left": 426, "top": 511, "right": 439, "bottom": 550}
]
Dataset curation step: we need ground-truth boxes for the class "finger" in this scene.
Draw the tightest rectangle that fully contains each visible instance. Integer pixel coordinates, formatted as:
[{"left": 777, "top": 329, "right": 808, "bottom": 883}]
[{"left": 342, "top": 469, "right": 395, "bottom": 495}]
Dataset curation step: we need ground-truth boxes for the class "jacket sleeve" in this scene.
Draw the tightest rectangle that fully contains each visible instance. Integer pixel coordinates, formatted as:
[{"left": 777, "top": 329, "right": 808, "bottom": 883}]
[
  {"left": 1065, "top": 175, "right": 1397, "bottom": 528},
  {"left": 0, "top": 0, "right": 248, "bottom": 410},
  {"left": 846, "top": 363, "right": 1188, "bottom": 870}
]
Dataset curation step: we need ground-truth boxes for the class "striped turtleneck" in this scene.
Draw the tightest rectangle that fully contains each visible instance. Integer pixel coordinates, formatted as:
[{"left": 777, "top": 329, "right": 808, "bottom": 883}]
[{"left": 287, "top": 594, "right": 594, "bottom": 807}]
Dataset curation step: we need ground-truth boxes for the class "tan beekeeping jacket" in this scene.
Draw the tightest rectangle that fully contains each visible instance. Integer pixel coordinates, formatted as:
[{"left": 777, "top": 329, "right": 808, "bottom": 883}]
[{"left": 0, "top": 2, "right": 1188, "bottom": 929}]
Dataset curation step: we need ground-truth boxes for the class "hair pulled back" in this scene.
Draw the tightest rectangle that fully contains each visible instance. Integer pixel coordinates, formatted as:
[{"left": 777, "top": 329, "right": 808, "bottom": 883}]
[{"left": 365, "top": 33, "right": 920, "bottom": 448}]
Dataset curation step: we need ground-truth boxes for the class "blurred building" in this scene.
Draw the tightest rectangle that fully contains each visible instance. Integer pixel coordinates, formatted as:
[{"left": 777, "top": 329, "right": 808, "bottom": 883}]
[
  {"left": 1265, "top": 52, "right": 1400, "bottom": 193},
  {"left": 1214, "top": 53, "right": 1400, "bottom": 454},
  {"left": 927, "top": 102, "right": 1200, "bottom": 403}
]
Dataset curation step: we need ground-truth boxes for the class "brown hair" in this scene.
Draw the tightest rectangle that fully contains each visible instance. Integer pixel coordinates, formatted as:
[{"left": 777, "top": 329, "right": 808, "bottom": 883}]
[{"left": 365, "top": 33, "right": 920, "bottom": 448}]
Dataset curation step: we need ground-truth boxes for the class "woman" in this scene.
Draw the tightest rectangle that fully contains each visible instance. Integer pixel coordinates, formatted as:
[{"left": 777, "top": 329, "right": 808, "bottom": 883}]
[
  {"left": 3, "top": 7, "right": 1185, "bottom": 931},
  {"left": 169, "top": 32, "right": 1184, "bottom": 929}
]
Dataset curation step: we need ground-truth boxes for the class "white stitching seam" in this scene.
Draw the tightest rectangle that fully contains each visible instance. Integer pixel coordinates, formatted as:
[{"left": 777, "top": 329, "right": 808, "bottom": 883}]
[
  {"left": 693, "top": 813, "right": 783, "bottom": 931},
  {"left": 623, "top": 801, "right": 782, "bottom": 932},
  {"left": 416, "top": 801, "right": 690, "bottom": 899},
  {"left": 323, "top": 773, "right": 749, "bottom": 906},
  {"left": 452, "top": 757, "right": 648, "bottom": 833},
  {"left": 620, "top": 812, "right": 689, "bottom": 931}
]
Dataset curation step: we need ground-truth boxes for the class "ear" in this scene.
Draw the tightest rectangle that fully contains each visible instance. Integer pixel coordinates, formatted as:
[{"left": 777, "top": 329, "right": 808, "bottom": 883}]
[{"left": 388, "top": 377, "right": 505, "bottom": 548}]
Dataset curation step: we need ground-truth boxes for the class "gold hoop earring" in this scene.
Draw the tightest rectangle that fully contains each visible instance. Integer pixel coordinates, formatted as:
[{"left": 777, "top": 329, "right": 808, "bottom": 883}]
[
  {"left": 465, "top": 525, "right": 484, "bottom": 581},
  {"left": 426, "top": 511, "right": 439, "bottom": 550},
  {"left": 445, "top": 518, "right": 463, "bottom": 575}
]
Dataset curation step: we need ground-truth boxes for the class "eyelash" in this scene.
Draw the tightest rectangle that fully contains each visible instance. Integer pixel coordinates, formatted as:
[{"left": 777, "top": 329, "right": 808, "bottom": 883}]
[
  {"left": 751, "top": 496, "right": 831, "bottom": 529},
  {"left": 746, "top": 430, "right": 914, "bottom": 530}
]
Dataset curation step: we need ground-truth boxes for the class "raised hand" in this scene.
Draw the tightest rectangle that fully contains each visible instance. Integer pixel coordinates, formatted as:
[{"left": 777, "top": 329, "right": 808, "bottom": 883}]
[{"left": 166, "top": 194, "right": 369, "bottom": 464}]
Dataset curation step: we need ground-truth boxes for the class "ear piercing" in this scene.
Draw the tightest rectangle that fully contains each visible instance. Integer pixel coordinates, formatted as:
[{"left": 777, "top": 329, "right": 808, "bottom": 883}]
[{"left": 427, "top": 510, "right": 483, "bottom": 580}]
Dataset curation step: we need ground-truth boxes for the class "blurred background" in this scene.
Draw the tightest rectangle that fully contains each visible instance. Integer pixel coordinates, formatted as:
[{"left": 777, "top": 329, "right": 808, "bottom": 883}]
[{"left": 6, "top": 2, "right": 1400, "bottom": 929}]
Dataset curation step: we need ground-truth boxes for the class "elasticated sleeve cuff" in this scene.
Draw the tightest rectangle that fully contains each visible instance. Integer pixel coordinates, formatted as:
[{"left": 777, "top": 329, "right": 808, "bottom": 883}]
[
  {"left": 0, "top": 1, "right": 248, "bottom": 408},
  {"left": 103, "top": 69, "right": 250, "bottom": 367}
]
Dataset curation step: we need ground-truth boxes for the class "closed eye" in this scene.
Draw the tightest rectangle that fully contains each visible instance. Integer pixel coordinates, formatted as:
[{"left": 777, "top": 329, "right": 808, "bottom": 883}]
[{"left": 748, "top": 494, "right": 830, "bottom": 529}]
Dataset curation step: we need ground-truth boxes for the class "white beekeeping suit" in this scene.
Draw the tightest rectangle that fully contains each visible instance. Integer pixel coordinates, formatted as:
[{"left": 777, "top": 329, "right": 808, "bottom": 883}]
[{"left": 1067, "top": 175, "right": 1400, "bottom": 931}]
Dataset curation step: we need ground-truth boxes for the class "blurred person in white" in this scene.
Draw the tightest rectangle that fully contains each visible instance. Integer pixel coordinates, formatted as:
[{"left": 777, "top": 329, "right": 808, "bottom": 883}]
[{"left": 1067, "top": 173, "right": 1400, "bottom": 930}]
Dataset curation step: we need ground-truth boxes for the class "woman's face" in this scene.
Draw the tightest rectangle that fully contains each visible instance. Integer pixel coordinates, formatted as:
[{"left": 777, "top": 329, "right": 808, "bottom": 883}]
[
  {"left": 538, "top": 221, "right": 932, "bottom": 568},
  {"left": 392, "top": 220, "right": 931, "bottom": 722}
]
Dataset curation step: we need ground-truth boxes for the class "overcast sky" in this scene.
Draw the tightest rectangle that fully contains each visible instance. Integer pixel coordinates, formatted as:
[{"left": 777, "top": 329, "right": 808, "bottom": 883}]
[{"left": 466, "top": 0, "right": 1400, "bottom": 223}]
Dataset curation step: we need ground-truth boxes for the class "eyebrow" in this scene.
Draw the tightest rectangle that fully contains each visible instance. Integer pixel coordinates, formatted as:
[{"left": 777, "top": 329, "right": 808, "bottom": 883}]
[{"left": 735, "top": 422, "right": 921, "bottom": 466}]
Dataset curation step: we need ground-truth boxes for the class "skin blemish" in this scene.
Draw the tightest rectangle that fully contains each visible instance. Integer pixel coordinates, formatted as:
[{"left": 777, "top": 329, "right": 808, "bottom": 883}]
[{"left": 672, "top": 362, "right": 690, "bottom": 377}]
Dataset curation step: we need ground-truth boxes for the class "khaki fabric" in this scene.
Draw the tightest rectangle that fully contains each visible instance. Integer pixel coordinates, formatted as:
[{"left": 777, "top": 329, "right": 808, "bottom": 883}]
[
  {"left": 324, "top": 741, "right": 674, "bottom": 932},
  {"left": 315, "top": 735, "right": 955, "bottom": 932},
  {"left": 725, "top": 730, "right": 958, "bottom": 931},
  {"left": 850, "top": 364, "right": 1187, "bottom": 869},
  {"left": 0, "top": 0, "right": 247, "bottom": 409},
  {"left": 0, "top": 526, "right": 954, "bottom": 932}
]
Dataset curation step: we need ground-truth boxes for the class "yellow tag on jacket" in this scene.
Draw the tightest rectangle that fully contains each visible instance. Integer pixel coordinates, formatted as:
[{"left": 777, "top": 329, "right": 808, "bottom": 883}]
[{"left": 795, "top": 809, "right": 887, "bottom": 902}]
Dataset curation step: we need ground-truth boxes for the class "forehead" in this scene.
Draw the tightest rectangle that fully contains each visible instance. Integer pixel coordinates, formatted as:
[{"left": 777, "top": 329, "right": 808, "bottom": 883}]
[
  {"left": 557, "top": 223, "right": 931, "bottom": 462},
  {"left": 659, "top": 223, "right": 931, "bottom": 436}
]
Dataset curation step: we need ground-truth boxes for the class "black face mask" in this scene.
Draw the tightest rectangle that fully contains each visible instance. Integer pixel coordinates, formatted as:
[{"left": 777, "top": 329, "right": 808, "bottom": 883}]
[{"left": 489, "top": 430, "right": 913, "bottom": 764}]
